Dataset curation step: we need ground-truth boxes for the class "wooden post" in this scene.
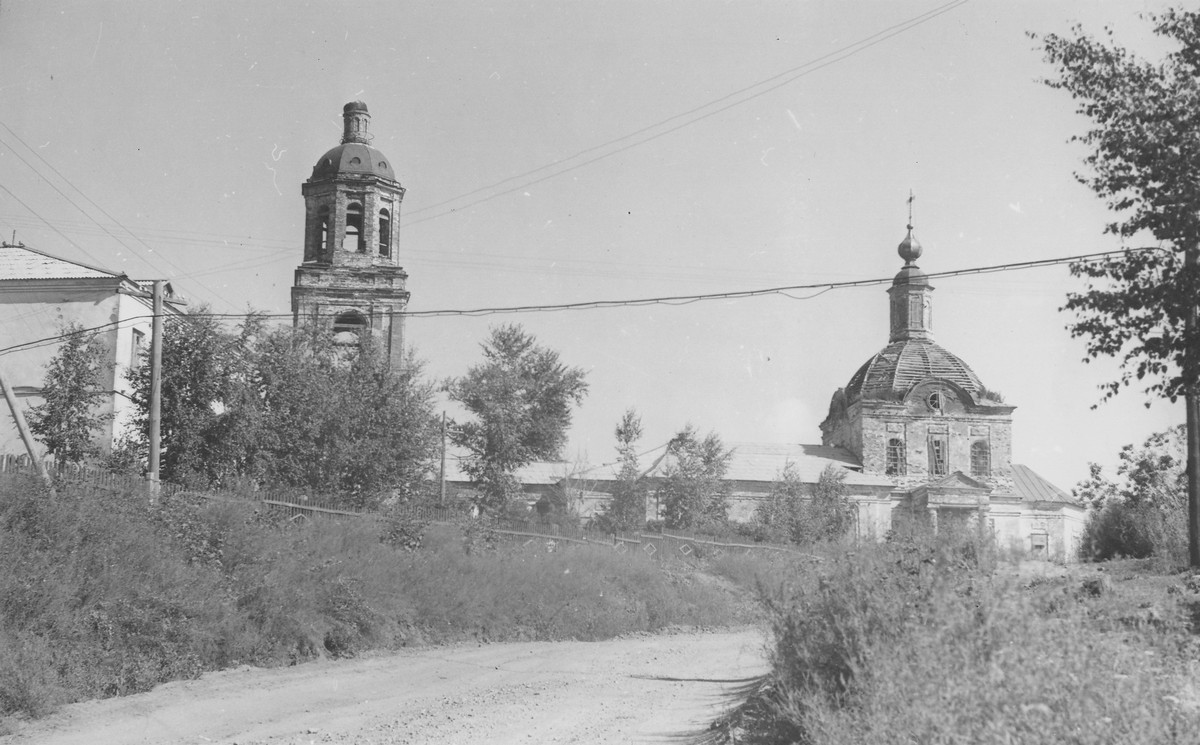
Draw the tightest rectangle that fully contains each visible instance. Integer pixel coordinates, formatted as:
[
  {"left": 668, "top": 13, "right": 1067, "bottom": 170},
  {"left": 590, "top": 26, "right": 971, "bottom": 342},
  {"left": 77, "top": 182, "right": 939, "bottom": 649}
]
[
  {"left": 148, "top": 280, "right": 164, "bottom": 500},
  {"left": 439, "top": 411, "right": 447, "bottom": 507},
  {"left": 0, "top": 367, "right": 55, "bottom": 495},
  {"left": 1186, "top": 246, "right": 1200, "bottom": 568}
]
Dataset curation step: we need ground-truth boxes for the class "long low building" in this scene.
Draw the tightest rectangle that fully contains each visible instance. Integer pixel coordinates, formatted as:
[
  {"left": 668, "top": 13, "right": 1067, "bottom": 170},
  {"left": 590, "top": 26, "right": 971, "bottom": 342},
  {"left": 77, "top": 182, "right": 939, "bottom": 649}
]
[{"left": 445, "top": 224, "right": 1084, "bottom": 561}]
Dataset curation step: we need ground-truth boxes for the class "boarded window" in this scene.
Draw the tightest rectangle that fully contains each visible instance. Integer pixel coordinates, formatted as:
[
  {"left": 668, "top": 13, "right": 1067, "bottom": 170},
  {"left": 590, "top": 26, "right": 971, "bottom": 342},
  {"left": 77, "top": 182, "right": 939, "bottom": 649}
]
[
  {"left": 130, "top": 328, "right": 145, "bottom": 371},
  {"left": 971, "top": 440, "right": 991, "bottom": 477},
  {"left": 886, "top": 437, "right": 906, "bottom": 476},
  {"left": 929, "top": 436, "right": 948, "bottom": 476}
]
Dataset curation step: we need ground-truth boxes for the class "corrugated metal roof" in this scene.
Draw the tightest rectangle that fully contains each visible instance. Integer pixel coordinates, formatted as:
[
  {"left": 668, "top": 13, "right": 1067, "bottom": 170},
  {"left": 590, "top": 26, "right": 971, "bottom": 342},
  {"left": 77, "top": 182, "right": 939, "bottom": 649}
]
[
  {"left": 1011, "top": 464, "right": 1077, "bottom": 505},
  {"left": 0, "top": 244, "right": 123, "bottom": 281}
]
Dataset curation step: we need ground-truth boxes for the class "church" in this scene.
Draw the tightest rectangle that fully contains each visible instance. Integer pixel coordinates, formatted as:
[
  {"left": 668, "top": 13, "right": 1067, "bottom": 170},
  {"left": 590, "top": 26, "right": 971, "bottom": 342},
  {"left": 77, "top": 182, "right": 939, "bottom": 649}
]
[
  {"left": 567, "top": 224, "right": 1084, "bottom": 561},
  {"left": 290, "top": 102, "right": 1084, "bottom": 562}
]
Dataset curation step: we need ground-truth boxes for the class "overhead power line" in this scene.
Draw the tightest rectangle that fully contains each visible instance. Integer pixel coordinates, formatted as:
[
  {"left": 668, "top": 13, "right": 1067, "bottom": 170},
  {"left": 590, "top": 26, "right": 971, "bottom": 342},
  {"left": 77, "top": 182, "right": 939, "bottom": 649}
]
[
  {"left": 0, "top": 245, "right": 1147, "bottom": 357},
  {"left": 403, "top": 0, "right": 970, "bottom": 226}
]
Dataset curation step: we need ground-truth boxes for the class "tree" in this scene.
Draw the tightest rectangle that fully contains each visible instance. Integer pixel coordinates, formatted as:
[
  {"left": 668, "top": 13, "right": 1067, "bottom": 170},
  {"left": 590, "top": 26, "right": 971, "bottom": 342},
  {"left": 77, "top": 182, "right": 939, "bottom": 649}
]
[
  {"left": 121, "top": 311, "right": 441, "bottom": 506},
  {"left": 656, "top": 425, "right": 733, "bottom": 531},
  {"left": 751, "top": 461, "right": 805, "bottom": 544},
  {"left": 597, "top": 408, "right": 649, "bottom": 532},
  {"left": 27, "top": 322, "right": 112, "bottom": 465},
  {"left": 249, "top": 326, "right": 441, "bottom": 508},
  {"left": 797, "top": 464, "right": 855, "bottom": 544},
  {"left": 1076, "top": 426, "right": 1187, "bottom": 561},
  {"left": 445, "top": 324, "right": 588, "bottom": 515},
  {"left": 126, "top": 307, "right": 244, "bottom": 484},
  {"left": 1036, "top": 9, "right": 1200, "bottom": 565}
]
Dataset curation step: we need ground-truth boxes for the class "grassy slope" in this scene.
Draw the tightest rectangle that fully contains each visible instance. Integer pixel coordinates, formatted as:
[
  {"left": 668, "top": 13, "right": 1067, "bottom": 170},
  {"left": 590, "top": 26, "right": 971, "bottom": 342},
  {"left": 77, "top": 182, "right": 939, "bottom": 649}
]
[
  {"left": 702, "top": 538, "right": 1200, "bottom": 745},
  {"left": 0, "top": 476, "right": 755, "bottom": 723}
]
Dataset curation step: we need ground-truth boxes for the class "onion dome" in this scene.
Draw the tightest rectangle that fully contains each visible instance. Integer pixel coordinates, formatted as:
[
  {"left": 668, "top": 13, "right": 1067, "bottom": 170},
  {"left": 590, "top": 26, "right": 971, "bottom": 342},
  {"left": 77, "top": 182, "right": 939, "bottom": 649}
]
[{"left": 309, "top": 102, "right": 398, "bottom": 182}]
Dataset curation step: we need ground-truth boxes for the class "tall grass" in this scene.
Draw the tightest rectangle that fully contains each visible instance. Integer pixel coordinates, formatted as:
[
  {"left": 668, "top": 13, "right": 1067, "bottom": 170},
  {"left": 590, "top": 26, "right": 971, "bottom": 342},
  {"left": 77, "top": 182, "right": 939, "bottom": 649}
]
[
  {"left": 0, "top": 475, "right": 752, "bottom": 721},
  {"left": 706, "top": 533, "right": 1200, "bottom": 744}
]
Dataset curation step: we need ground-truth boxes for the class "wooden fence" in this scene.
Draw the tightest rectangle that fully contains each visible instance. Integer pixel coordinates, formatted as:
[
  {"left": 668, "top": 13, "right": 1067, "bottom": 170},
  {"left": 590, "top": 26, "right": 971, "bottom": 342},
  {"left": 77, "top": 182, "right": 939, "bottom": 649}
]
[{"left": 0, "top": 459, "right": 811, "bottom": 559}]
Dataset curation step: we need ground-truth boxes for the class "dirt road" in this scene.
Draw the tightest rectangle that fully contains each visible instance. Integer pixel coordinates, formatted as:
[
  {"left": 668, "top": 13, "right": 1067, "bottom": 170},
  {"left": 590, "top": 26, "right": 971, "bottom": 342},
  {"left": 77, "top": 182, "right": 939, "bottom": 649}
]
[{"left": 2, "top": 628, "right": 766, "bottom": 745}]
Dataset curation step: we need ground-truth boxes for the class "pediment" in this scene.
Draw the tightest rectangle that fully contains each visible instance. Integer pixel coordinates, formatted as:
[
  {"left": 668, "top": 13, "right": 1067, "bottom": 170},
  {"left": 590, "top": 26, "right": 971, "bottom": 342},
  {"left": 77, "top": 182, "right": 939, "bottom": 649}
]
[{"left": 928, "top": 471, "right": 991, "bottom": 493}]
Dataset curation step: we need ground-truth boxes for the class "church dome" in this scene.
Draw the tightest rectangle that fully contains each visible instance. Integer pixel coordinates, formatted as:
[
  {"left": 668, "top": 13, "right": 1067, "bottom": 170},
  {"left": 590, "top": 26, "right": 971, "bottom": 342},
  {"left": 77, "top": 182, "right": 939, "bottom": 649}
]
[
  {"left": 310, "top": 142, "right": 397, "bottom": 182},
  {"left": 844, "top": 338, "right": 987, "bottom": 403},
  {"left": 308, "top": 101, "right": 398, "bottom": 183}
]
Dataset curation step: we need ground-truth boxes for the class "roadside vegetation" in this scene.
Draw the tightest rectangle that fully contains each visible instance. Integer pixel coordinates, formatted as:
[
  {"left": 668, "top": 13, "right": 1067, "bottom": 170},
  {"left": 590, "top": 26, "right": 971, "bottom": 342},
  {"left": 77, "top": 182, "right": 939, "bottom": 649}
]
[
  {"left": 701, "top": 533, "right": 1200, "bottom": 745},
  {"left": 0, "top": 474, "right": 753, "bottom": 724}
]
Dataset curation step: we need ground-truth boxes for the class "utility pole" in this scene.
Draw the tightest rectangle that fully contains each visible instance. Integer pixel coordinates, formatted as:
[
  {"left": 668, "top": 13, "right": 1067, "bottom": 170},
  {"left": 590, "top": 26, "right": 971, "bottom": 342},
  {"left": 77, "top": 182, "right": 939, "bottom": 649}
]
[
  {"left": 1186, "top": 245, "right": 1200, "bottom": 568},
  {"left": 439, "top": 411, "right": 447, "bottom": 507},
  {"left": 148, "top": 280, "right": 164, "bottom": 501},
  {"left": 0, "top": 367, "right": 55, "bottom": 495}
]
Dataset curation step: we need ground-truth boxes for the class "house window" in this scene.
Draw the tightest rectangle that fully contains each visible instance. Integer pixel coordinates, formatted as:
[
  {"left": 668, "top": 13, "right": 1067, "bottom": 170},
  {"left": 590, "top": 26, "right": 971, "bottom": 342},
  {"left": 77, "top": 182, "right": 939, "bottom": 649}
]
[
  {"left": 971, "top": 440, "right": 991, "bottom": 477},
  {"left": 343, "top": 202, "right": 365, "bottom": 252},
  {"left": 886, "top": 438, "right": 906, "bottom": 476},
  {"left": 929, "top": 436, "right": 948, "bottom": 476},
  {"left": 378, "top": 208, "right": 391, "bottom": 257},
  {"left": 130, "top": 328, "right": 145, "bottom": 371}
]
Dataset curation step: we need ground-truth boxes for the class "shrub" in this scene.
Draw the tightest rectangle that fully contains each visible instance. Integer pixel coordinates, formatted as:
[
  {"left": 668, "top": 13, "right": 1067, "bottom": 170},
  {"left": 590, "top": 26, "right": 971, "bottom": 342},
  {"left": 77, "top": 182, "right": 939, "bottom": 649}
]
[{"left": 707, "top": 535, "right": 1198, "bottom": 745}]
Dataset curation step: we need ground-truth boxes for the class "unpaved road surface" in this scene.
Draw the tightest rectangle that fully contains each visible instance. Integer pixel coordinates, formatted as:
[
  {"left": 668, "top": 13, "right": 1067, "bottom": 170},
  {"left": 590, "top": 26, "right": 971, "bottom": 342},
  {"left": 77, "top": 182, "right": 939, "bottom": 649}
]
[{"left": 3, "top": 628, "right": 766, "bottom": 745}]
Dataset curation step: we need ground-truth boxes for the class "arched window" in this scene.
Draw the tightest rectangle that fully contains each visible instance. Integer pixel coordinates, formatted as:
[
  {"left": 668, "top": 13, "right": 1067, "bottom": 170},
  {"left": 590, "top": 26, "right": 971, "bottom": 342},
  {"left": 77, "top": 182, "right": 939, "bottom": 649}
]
[
  {"left": 971, "top": 440, "right": 991, "bottom": 477},
  {"left": 378, "top": 208, "right": 391, "bottom": 257},
  {"left": 332, "top": 311, "right": 367, "bottom": 346},
  {"left": 343, "top": 202, "right": 365, "bottom": 252},
  {"left": 317, "top": 206, "right": 330, "bottom": 258},
  {"left": 885, "top": 438, "right": 906, "bottom": 476}
]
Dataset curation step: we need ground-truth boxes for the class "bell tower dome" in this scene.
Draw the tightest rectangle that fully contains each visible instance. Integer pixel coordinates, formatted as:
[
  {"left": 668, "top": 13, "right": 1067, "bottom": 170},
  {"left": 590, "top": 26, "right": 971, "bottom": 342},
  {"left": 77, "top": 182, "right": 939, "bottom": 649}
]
[{"left": 291, "top": 101, "right": 410, "bottom": 366}]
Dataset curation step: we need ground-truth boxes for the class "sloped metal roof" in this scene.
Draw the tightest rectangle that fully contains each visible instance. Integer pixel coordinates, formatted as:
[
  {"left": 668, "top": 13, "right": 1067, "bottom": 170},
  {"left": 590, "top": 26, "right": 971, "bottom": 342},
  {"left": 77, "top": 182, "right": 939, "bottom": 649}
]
[
  {"left": 1011, "top": 464, "right": 1077, "bottom": 505},
  {"left": 0, "top": 244, "right": 123, "bottom": 281},
  {"left": 444, "top": 456, "right": 576, "bottom": 486},
  {"left": 577, "top": 441, "right": 892, "bottom": 488}
]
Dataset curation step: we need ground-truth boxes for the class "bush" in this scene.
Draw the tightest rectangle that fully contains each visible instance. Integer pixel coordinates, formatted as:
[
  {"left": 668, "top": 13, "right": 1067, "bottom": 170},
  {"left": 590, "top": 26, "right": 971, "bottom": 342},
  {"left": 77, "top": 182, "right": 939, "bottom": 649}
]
[
  {"left": 708, "top": 535, "right": 1198, "bottom": 745},
  {"left": 1083, "top": 497, "right": 1187, "bottom": 566}
]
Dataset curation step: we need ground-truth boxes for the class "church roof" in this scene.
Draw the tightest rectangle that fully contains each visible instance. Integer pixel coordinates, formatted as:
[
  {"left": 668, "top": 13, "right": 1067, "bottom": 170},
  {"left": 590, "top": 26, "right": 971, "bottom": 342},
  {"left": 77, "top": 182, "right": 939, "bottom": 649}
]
[
  {"left": 845, "top": 338, "right": 987, "bottom": 402},
  {"left": 310, "top": 142, "right": 398, "bottom": 182},
  {"left": 576, "top": 441, "right": 893, "bottom": 488},
  {"left": 1011, "top": 464, "right": 1077, "bottom": 505},
  {"left": 0, "top": 243, "right": 124, "bottom": 281}
]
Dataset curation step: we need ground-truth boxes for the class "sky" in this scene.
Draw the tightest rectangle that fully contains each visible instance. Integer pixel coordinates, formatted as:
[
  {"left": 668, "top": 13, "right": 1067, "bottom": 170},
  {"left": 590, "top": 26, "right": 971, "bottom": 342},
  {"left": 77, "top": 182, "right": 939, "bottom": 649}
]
[{"left": 0, "top": 0, "right": 1186, "bottom": 491}]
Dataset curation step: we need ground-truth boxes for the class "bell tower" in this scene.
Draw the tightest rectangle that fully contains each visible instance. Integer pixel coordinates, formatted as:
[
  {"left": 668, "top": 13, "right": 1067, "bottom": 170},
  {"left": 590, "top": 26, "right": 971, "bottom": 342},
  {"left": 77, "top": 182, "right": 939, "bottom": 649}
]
[{"left": 291, "top": 101, "right": 410, "bottom": 366}]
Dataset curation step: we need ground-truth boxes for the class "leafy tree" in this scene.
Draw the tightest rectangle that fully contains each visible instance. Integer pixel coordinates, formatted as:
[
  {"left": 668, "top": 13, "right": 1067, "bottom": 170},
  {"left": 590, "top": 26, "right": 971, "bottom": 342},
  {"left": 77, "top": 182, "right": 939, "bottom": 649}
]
[
  {"left": 597, "top": 408, "right": 649, "bottom": 533},
  {"left": 27, "top": 322, "right": 112, "bottom": 465},
  {"left": 797, "top": 464, "right": 855, "bottom": 544},
  {"left": 657, "top": 425, "right": 733, "bottom": 531},
  {"left": 1077, "top": 426, "right": 1187, "bottom": 562},
  {"left": 122, "top": 311, "right": 440, "bottom": 506},
  {"left": 1036, "top": 9, "right": 1200, "bottom": 565},
  {"left": 751, "top": 461, "right": 805, "bottom": 543},
  {"left": 445, "top": 324, "right": 588, "bottom": 515},
  {"left": 126, "top": 308, "right": 244, "bottom": 484},
  {"left": 249, "top": 326, "right": 440, "bottom": 508}
]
